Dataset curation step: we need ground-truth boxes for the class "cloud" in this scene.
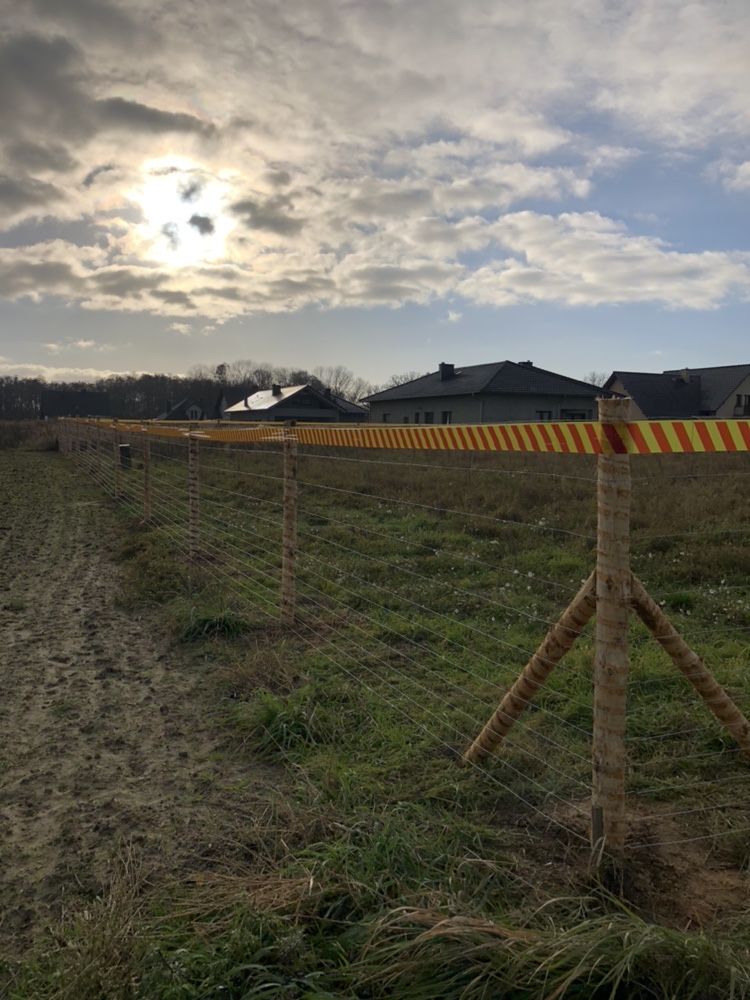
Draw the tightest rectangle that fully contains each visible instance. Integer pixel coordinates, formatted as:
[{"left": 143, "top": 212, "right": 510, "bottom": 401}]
[
  {"left": 459, "top": 211, "right": 750, "bottom": 309},
  {"left": 7, "top": 140, "right": 78, "bottom": 173},
  {"left": 82, "top": 163, "right": 116, "bottom": 187},
  {"left": 0, "top": 360, "right": 136, "bottom": 381},
  {"left": 188, "top": 214, "right": 215, "bottom": 235},
  {"left": 230, "top": 194, "right": 304, "bottom": 235},
  {"left": 94, "top": 97, "right": 213, "bottom": 136},
  {"left": 0, "top": 173, "right": 63, "bottom": 216},
  {"left": 0, "top": 0, "right": 749, "bottom": 325},
  {"left": 710, "top": 160, "right": 750, "bottom": 192}
]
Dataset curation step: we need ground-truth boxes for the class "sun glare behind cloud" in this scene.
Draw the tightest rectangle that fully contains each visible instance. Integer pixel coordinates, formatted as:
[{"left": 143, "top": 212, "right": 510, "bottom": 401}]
[{"left": 131, "top": 160, "right": 236, "bottom": 267}]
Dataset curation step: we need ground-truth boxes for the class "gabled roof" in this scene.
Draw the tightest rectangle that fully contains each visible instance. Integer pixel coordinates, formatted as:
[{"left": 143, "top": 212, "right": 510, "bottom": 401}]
[
  {"left": 224, "top": 384, "right": 367, "bottom": 415},
  {"left": 662, "top": 364, "right": 750, "bottom": 413},
  {"left": 226, "top": 385, "right": 308, "bottom": 412},
  {"left": 605, "top": 364, "right": 750, "bottom": 418},
  {"left": 362, "top": 361, "right": 603, "bottom": 403},
  {"left": 605, "top": 372, "right": 701, "bottom": 419},
  {"left": 156, "top": 393, "right": 225, "bottom": 420}
]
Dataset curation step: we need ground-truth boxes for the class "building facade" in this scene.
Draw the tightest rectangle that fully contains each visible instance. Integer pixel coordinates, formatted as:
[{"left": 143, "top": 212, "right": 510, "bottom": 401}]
[{"left": 363, "top": 361, "right": 602, "bottom": 424}]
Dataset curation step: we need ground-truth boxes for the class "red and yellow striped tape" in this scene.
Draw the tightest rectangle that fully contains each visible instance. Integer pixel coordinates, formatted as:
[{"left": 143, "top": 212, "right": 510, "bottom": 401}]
[{"left": 71, "top": 418, "right": 750, "bottom": 456}]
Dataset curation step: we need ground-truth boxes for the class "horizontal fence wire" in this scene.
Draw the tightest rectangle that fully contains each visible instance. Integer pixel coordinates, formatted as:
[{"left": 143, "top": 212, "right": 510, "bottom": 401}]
[{"left": 63, "top": 419, "right": 750, "bottom": 859}]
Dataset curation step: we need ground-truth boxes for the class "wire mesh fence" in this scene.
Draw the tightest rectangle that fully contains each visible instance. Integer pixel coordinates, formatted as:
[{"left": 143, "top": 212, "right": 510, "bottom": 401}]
[{"left": 60, "top": 413, "right": 750, "bottom": 871}]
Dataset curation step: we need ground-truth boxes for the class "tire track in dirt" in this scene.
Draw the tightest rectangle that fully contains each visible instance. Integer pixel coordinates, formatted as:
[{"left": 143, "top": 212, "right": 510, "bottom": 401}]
[{"left": 0, "top": 451, "right": 276, "bottom": 957}]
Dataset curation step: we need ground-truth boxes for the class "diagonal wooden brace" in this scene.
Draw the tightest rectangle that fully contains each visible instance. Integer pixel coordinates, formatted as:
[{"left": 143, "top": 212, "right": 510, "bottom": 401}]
[
  {"left": 630, "top": 574, "right": 750, "bottom": 757},
  {"left": 463, "top": 570, "right": 597, "bottom": 764}
]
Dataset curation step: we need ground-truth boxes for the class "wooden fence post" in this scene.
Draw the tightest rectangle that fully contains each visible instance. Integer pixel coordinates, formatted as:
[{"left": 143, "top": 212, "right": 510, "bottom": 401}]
[
  {"left": 592, "top": 396, "right": 632, "bottom": 858},
  {"left": 463, "top": 571, "right": 597, "bottom": 763},
  {"left": 281, "top": 424, "right": 298, "bottom": 624},
  {"left": 188, "top": 432, "right": 199, "bottom": 561},
  {"left": 112, "top": 421, "right": 121, "bottom": 498},
  {"left": 143, "top": 435, "right": 152, "bottom": 522}
]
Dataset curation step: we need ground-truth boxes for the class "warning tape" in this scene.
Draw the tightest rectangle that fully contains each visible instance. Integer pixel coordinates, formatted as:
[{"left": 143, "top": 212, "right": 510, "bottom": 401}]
[{"left": 68, "top": 418, "right": 750, "bottom": 456}]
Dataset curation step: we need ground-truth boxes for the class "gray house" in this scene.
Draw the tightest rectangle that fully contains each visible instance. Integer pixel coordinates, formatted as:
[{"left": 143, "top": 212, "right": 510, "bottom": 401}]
[
  {"left": 363, "top": 361, "right": 603, "bottom": 424},
  {"left": 225, "top": 383, "right": 367, "bottom": 422},
  {"left": 604, "top": 364, "right": 750, "bottom": 419}
]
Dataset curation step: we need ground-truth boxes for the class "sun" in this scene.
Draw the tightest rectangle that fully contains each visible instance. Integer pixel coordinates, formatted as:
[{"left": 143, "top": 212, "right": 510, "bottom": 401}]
[{"left": 132, "top": 158, "right": 236, "bottom": 267}]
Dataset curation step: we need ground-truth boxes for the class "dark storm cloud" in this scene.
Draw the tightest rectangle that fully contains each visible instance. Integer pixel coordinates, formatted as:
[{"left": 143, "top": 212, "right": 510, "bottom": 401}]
[
  {"left": 230, "top": 194, "right": 304, "bottom": 235},
  {"left": 7, "top": 141, "right": 78, "bottom": 173},
  {"left": 82, "top": 164, "right": 116, "bottom": 187},
  {"left": 95, "top": 98, "right": 214, "bottom": 136},
  {"left": 0, "top": 173, "right": 62, "bottom": 213},
  {"left": 188, "top": 214, "right": 214, "bottom": 235}
]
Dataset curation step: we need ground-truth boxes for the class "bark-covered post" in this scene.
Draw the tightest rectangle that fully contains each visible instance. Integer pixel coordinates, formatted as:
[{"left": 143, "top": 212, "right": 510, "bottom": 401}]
[
  {"left": 188, "top": 432, "right": 200, "bottom": 561},
  {"left": 112, "top": 420, "right": 121, "bottom": 498},
  {"left": 630, "top": 575, "right": 750, "bottom": 756},
  {"left": 592, "top": 396, "right": 632, "bottom": 858},
  {"left": 143, "top": 434, "right": 152, "bottom": 522},
  {"left": 281, "top": 424, "right": 298, "bottom": 624},
  {"left": 463, "top": 571, "right": 597, "bottom": 763}
]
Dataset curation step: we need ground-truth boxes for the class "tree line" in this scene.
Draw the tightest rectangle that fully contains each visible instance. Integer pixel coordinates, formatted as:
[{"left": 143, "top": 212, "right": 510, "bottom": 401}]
[{"left": 0, "top": 360, "right": 424, "bottom": 420}]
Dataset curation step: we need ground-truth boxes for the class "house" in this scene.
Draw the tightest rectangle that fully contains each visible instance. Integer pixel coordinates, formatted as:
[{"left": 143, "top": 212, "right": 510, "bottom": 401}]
[
  {"left": 604, "top": 364, "right": 750, "bottom": 419},
  {"left": 155, "top": 392, "right": 229, "bottom": 421},
  {"left": 40, "top": 388, "right": 111, "bottom": 419},
  {"left": 362, "top": 361, "right": 603, "bottom": 424},
  {"left": 225, "top": 383, "right": 368, "bottom": 422}
]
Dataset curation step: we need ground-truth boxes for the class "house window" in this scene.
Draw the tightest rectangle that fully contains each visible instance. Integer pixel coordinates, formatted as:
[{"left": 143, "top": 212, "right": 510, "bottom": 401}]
[
  {"left": 423, "top": 411, "right": 434, "bottom": 423},
  {"left": 441, "top": 410, "right": 452, "bottom": 423},
  {"left": 536, "top": 410, "right": 552, "bottom": 421},
  {"left": 382, "top": 413, "right": 390, "bottom": 422},
  {"left": 186, "top": 404, "right": 202, "bottom": 421},
  {"left": 414, "top": 412, "right": 420, "bottom": 423},
  {"left": 561, "top": 409, "right": 589, "bottom": 421}
]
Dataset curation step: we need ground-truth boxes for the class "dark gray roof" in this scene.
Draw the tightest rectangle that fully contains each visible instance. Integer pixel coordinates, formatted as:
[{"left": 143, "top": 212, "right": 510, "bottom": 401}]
[
  {"left": 606, "top": 364, "right": 750, "bottom": 418},
  {"left": 662, "top": 364, "right": 750, "bottom": 413},
  {"left": 363, "top": 361, "right": 603, "bottom": 403},
  {"left": 606, "top": 372, "right": 702, "bottom": 419}
]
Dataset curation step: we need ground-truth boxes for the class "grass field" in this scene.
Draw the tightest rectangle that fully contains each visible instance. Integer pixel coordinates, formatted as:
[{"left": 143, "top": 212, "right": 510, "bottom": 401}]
[{"left": 7, "top": 425, "right": 750, "bottom": 998}]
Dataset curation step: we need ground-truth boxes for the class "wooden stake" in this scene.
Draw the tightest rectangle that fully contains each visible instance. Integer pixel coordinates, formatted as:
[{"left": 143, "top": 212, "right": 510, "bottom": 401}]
[
  {"left": 143, "top": 436, "right": 152, "bottom": 522},
  {"left": 463, "top": 571, "right": 597, "bottom": 763},
  {"left": 592, "top": 396, "right": 632, "bottom": 856},
  {"left": 188, "top": 433, "right": 199, "bottom": 562},
  {"left": 112, "top": 421, "right": 121, "bottom": 498},
  {"left": 281, "top": 425, "right": 298, "bottom": 624},
  {"left": 631, "top": 574, "right": 750, "bottom": 756}
]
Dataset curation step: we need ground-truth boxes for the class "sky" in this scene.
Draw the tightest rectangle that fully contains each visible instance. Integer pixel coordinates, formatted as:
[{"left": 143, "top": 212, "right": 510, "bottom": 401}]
[{"left": 0, "top": 0, "right": 749, "bottom": 386}]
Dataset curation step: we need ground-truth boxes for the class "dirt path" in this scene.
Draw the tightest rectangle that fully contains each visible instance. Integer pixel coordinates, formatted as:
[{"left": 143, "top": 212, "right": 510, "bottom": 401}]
[{"left": 0, "top": 450, "right": 272, "bottom": 958}]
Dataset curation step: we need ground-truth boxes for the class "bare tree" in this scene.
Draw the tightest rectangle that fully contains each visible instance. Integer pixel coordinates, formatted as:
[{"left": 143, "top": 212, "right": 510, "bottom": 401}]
[
  {"left": 583, "top": 370, "right": 609, "bottom": 387},
  {"left": 383, "top": 370, "right": 426, "bottom": 388}
]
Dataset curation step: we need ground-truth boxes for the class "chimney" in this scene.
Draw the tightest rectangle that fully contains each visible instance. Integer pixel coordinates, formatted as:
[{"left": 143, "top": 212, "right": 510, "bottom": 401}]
[
  {"left": 679, "top": 368, "right": 690, "bottom": 384},
  {"left": 271, "top": 383, "right": 282, "bottom": 396},
  {"left": 518, "top": 360, "right": 533, "bottom": 368},
  {"left": 324, "top": 386, "right": 332, "bottom": 398},
  {"left": 439, "top": 362, "right": 455, "bottom": 381}
]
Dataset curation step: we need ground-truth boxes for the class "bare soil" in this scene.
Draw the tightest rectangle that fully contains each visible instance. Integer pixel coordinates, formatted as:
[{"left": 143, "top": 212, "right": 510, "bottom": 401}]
[{"left": 0, "top": 451, "right": 276, "bottom": 959}]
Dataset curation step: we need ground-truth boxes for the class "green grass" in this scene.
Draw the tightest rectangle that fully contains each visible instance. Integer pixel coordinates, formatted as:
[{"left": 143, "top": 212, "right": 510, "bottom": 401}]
[{"left": 8, "top": 441, "right": 750, "bottom": 998}]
